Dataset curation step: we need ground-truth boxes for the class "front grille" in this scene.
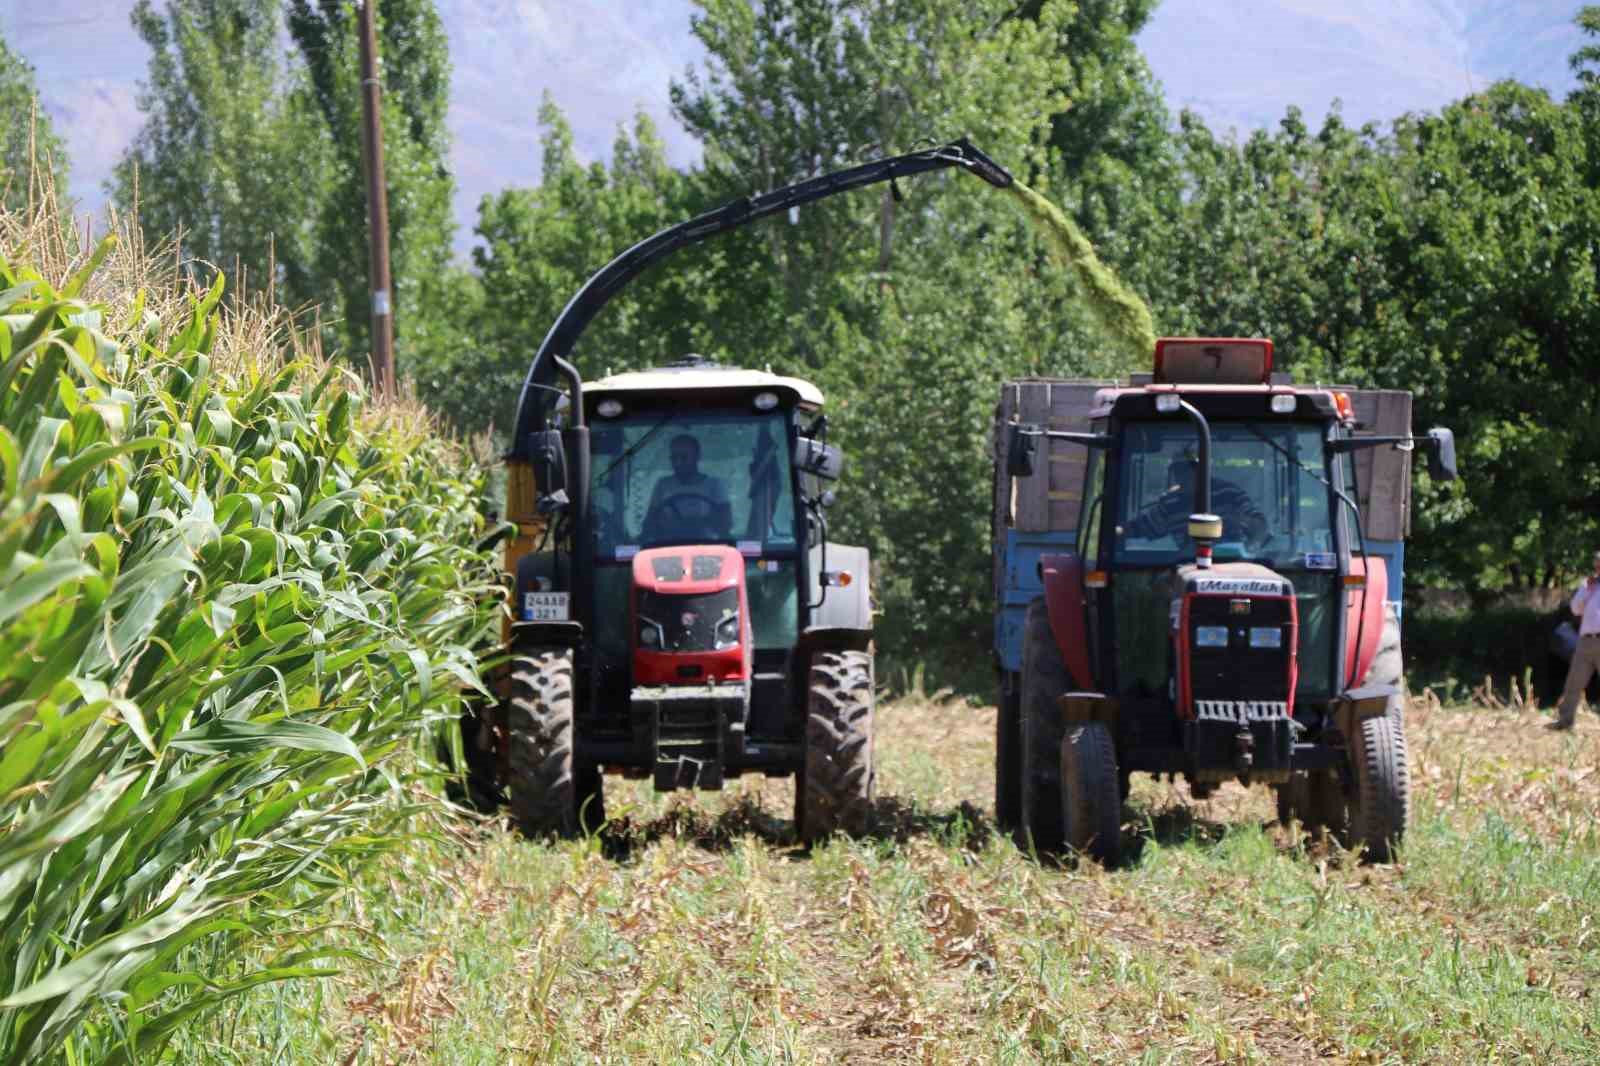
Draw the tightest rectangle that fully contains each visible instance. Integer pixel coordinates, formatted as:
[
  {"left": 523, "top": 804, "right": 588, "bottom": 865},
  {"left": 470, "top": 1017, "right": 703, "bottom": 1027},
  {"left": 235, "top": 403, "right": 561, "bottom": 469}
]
[
  {"left": 1186, "top": 594, "right": 1294, "bottom": 708},
  {"left": 637, "top": 587, "right": 739, "bottom": 652},
  {"left": 1183, "top": 592, "right": 1297, "bottom": 775}
]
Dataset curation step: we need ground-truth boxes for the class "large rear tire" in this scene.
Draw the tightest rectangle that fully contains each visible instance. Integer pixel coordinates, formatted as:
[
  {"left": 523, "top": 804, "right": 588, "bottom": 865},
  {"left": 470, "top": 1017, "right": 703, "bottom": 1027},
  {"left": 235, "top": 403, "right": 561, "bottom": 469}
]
[
  {"left": 1019, "top": 599, "right": 1069, "bottom": 853},
  {"left": 995, "top": 673, "right": 1022, "bottom": 831},
  {"left": 507, "top": 647, "right": 604, "bottom": 837},
  {"left": 1348, "top": 697, "right": 1409, "bottom": 862},
  {"left": 1061, "top": 721, "right": 1122, "bottom": 865},
  {"left": 797, "top": 650, "right": 875, "bottom": 843}
]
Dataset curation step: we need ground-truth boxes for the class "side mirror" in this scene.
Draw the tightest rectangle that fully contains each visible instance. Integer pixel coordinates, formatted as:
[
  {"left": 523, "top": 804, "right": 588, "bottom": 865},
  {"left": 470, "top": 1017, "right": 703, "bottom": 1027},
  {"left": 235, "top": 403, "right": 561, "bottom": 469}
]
[
  {"left": 794, "top": 437, "right": 844, "bottom": 481},
  {"left": 1425, "top": 427, "right": 1457, "bottom": 482},
  {"left": 527, "top": 429, "right": 569, "bottom": 507},
  {"left": 1006, "top": 423, "right": 1037, "bottom": 478}
]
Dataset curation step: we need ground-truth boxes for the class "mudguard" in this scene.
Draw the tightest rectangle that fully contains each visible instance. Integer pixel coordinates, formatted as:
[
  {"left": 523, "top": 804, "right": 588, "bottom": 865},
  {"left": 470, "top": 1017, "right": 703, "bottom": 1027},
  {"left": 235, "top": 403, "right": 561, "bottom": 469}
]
[
  {"left": 1343, "top": 555, "right": 1388, "bottom": 688},
  {"left": 808, "top": 543, "right": 872, "bottom": 634},
  {"left": 1040, "top": 553, "right": 1095, "bottom": 690}
]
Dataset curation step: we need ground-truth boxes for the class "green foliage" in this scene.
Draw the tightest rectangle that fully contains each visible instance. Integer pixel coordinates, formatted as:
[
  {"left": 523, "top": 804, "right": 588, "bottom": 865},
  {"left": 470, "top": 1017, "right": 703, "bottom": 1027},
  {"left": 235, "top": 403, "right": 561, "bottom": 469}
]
[
  {"left": 113, "top": 0, "right": 459, "bottom": 379},
  {"left": 287, "top": 0, "right": 458, "bottom": 364},
  {"left": 0, "top": 237, "right": 498, "bottom": 1064},
  {"left": 114, "top": 0, "right": 326, "bottom": 305},
  {"left": 438, "top": 102, "right": 711, "bottom": 434},
  {"left": 0, "top": 35, "right": 69, "bottom": 215}
]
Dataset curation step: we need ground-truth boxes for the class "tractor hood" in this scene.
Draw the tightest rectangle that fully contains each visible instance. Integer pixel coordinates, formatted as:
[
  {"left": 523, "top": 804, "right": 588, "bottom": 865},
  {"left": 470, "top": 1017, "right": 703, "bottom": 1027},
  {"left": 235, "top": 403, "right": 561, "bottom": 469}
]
[
  {"left": 631, "top": 545, "right": 744, "bottom": 595},
  {"left": 1175, "top": 561, "right": 1293, "bottom": 599}
]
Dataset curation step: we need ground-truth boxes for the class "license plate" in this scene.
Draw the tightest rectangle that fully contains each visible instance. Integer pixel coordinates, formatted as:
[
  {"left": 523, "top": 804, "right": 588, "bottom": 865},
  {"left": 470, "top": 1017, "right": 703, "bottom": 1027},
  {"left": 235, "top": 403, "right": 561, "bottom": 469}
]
[{"left": 523, "top": 591, "right": 570, "bottom": 621}]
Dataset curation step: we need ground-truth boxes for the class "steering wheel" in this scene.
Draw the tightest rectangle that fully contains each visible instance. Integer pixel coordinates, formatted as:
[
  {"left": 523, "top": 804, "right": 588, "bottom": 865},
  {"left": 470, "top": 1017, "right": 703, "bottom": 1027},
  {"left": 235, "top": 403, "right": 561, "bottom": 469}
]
[{"left": 648, "top": 492, "right": 725, "bottom": 539}]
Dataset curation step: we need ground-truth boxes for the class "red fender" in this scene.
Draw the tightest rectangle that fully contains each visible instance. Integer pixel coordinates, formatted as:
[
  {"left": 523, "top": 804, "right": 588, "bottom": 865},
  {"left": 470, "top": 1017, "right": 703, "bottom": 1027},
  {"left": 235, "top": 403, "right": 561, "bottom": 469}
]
[
  {"left": 1040, "top": 553, "right": 1096, "bottom": 690},
  {"left": 1343, "top": 555, "right": 1387, "bottom": 688}
]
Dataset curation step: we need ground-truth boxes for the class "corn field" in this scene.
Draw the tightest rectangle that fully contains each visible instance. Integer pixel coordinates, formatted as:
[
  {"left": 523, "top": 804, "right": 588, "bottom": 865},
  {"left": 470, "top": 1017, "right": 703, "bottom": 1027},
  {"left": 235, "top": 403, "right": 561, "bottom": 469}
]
[{"left": 0, "top": 223, "right": 501, "bottom": 1065}]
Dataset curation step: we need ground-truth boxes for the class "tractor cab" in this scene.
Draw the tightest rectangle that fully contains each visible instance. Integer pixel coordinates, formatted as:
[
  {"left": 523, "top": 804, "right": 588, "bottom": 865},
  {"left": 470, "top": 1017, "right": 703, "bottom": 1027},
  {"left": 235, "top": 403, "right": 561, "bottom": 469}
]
[{"left": 995, "top": 338, "right": 1457, "bottom": 863}]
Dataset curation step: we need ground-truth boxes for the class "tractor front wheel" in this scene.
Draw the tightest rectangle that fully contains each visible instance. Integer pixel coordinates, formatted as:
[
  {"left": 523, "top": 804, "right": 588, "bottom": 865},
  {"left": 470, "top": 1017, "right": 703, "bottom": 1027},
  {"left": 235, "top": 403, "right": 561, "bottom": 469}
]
[
  {"left": 1348, "top": 697, "right": 1409, "bottom": 862},
  {"left": 1019, "top": 599, "right": 1068, "bottom": 853},
  {"left": 506, "top": 646, "right": 604, "bottom": 837},
  {"left": 1061, "top": 721, "right": 1122, "bottom": 865},
  {"left": 797, "top": 650, "right": 876, "bottom": 843}
]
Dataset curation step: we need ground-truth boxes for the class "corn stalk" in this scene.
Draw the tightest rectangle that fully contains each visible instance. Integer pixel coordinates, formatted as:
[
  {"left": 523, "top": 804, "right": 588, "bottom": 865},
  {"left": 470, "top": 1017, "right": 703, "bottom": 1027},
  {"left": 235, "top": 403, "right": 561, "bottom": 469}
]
[{"left": 0, "top": 238, "right": 501, "bottom": 1065}]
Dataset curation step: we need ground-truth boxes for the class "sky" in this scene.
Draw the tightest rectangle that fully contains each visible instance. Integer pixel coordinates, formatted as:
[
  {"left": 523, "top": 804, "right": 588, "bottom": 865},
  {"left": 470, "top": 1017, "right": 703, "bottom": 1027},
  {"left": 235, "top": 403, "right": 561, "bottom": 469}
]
[{"left": 2, "top": 1, "right": 1588, "bottom": 251}]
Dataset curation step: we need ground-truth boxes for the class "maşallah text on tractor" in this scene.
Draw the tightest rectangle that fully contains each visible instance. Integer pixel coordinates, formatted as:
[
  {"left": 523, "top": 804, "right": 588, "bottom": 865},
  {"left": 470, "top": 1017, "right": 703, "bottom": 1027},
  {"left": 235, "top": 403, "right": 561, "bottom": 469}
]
[{"left": 992, "top": 338, "right": 1459, "bottom": 864}]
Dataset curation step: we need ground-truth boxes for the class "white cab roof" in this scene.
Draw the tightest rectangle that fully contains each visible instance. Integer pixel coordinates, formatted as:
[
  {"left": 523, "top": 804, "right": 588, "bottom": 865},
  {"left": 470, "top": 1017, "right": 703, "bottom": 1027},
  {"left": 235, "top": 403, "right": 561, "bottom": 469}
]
[{"left": 587, "top": 364, "right": 825, "bottom": 410}]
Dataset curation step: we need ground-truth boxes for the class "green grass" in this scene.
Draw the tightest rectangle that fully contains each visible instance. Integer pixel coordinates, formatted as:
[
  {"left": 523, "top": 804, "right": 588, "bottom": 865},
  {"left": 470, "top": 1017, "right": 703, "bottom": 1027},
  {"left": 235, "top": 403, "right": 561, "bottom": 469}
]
[{"left": 154, "top": 695, "right": 1600, "bottom": 1064}]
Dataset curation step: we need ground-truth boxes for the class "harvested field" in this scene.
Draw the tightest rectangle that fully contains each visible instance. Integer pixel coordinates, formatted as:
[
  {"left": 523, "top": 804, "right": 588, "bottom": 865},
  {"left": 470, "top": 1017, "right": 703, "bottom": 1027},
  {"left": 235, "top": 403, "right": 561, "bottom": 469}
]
[{"left": 170, "top": 694, "right": 1600, "bottom": 1065}]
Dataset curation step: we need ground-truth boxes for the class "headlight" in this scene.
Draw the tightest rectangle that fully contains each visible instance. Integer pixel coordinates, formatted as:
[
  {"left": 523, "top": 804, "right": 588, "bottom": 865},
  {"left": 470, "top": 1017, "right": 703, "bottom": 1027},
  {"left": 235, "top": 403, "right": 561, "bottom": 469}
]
[
  {"left": 1194, "top": 625, "right": 1229, "bottom": 648},
  {"left": 1249, "top": 626, "right": 1283, "bottom": 649},
  {"left": 715, "top": 612, "right": 740, "bottom": 649}
]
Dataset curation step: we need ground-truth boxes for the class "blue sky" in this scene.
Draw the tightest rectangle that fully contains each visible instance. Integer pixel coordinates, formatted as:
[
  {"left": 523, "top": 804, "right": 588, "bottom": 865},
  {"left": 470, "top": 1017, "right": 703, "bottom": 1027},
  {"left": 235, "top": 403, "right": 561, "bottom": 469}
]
[{"left": 3, "top": 1, "right": 1586, "bottom": 250}]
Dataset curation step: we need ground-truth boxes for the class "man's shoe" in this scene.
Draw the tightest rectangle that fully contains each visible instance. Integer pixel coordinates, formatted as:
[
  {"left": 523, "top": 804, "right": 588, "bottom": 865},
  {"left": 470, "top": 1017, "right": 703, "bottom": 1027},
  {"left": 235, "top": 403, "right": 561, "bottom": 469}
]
[{"left": 1547, "top": 720, "right": 1575, "bottom": 731}]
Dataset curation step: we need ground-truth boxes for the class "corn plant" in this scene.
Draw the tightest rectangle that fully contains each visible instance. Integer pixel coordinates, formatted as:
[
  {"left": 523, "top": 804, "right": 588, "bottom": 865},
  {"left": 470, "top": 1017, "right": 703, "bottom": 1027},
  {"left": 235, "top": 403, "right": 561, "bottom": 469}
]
[{"left": 0, "top": 238, "right": 501, "bottom": 1065}]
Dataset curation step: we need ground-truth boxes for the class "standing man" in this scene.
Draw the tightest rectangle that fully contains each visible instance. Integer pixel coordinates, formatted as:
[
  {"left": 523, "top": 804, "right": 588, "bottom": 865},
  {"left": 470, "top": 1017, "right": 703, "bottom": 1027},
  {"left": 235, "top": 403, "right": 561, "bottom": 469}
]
[{"left": 1551, "top": 549, "right": 1600, "bottom": 730}]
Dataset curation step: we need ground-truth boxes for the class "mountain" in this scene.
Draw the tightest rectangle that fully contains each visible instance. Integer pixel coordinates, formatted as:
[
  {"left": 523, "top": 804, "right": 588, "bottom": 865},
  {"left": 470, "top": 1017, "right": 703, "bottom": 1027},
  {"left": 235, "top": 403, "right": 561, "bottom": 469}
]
[
  {"left": 1139, "top": 0, "right": 1583, "bottom": 136},
  {"left": 3, "top": 1, "right": 1588, "bottom": 248}
]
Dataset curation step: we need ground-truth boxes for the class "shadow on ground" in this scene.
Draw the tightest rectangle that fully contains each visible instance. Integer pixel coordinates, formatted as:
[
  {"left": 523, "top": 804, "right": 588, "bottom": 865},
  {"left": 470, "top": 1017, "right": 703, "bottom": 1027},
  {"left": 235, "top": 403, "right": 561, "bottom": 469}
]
[
  {"left": 1117, "top": 801, "right": 1246, "bottom": 866},
  {"left": 594, "top": 793, "right": 997, "bottom": 862}
]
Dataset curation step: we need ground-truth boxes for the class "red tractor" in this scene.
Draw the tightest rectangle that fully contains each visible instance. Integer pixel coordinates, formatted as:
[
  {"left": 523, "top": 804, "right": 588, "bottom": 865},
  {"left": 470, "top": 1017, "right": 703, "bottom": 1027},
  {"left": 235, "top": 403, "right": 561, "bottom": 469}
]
[{"left": 994, "top": 338, "right": 1457, "bottom": 863}]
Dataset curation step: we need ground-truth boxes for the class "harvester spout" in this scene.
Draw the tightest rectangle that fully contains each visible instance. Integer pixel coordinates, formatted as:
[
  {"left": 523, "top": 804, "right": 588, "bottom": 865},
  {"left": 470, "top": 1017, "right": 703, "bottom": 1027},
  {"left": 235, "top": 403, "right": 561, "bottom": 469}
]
[
  {"left": 945, "top": 137, "right": 1014, "bottom": 188},
  {"left": 510, "top": 137, "right": 1014, "bottom": 456}
]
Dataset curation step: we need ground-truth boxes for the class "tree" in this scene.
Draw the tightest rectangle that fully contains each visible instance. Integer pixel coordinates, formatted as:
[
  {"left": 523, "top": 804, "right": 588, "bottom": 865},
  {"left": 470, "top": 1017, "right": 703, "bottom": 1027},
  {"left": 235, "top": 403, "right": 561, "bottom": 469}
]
[
  {"left": 287, "top": 0, "right": 457, "bottom": 368},
  {"left": 112, "top": 0, "right": 326, "bottom": 305},
  {"left": 666, "top": 0, "right": 1146, "bottom": 675},
  {"left": 0, "top": 34, "right": 69, "bottom": 215},
  {"left": 114, "top": 0, "right": 458, "bottom": 381},
  {"left": 434, "top": 100, "right": 709, "bottom": 434}
]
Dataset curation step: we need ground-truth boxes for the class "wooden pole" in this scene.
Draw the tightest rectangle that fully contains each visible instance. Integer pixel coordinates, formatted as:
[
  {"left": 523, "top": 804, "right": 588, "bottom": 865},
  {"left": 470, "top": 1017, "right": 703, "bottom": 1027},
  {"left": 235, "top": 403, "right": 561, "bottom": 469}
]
[{"left": 357, "top": 0, "right": 394, "bottom": 398}]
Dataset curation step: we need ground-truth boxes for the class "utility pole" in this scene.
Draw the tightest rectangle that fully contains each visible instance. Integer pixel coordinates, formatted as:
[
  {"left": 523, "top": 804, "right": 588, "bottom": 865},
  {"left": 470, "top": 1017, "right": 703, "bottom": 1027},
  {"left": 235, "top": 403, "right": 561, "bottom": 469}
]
[{"left": 357, "top": 0, "right": 394, "bottom": 399}]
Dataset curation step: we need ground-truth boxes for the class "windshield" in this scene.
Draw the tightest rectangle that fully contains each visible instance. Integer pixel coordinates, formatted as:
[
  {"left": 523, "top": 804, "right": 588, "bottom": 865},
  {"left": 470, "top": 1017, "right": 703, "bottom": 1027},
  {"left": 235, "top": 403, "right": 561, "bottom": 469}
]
[
  {"left": 591, "top": 410, "right": 797, "bottom": 558},
  {"left": 1113, "top": 420, "right": 1334, "bottom": 570}
]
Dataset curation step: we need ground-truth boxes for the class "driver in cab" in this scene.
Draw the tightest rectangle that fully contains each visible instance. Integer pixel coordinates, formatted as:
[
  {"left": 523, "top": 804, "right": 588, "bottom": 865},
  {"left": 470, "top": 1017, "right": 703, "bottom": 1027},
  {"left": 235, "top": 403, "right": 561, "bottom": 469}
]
[
  {"left": 1124, "top": 454, "right": 1266, "bottom": 546},
  {"left": 644, "top": 434, "right": 732, "bottom": 540}
]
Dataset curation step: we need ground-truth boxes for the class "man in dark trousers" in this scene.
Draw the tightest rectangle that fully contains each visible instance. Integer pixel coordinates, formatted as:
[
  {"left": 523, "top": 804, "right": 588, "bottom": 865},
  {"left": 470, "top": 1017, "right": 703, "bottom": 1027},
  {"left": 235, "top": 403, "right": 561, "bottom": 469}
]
[{"left": 1551, "top": 549, "right": 1600, "bottom": 730}]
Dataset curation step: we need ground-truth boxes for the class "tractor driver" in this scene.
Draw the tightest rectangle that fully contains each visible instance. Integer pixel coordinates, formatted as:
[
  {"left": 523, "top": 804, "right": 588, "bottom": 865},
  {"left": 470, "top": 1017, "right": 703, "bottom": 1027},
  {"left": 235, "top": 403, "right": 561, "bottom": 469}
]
[
  {"left": 1124, "top": 453, "right": 1267, "bottom": 546},
  {"left": 643, "top": 433, "right": 733, "bottom": 541}
]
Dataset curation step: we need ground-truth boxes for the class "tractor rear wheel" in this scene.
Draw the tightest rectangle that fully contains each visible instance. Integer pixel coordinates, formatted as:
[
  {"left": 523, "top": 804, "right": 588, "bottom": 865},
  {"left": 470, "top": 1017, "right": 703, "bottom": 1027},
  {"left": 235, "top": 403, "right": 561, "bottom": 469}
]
[
  {"left": 995, "top": 674, "right": 1022, "bottom": 831},
  {"left": 1019, "top": 599, "right": 1068, "bottom": 853},
  {"left": 506, "top": 646, "right": 604, "bottom": 837},
  {"left": 1060, "top": 721, "right": 1122, "bottom": 865},
  {"left": 1348, "top": 697, "right": 1409, "bottom": 862},
  {"left": 797, "top": 650, "right": 875, "bottom": 843}
]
